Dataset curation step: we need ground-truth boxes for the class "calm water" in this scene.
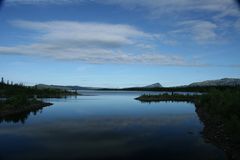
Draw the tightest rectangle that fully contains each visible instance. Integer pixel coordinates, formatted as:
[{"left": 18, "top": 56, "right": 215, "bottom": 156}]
[{"left": 0, "top": 91, "right": 226, "bottom": 160}]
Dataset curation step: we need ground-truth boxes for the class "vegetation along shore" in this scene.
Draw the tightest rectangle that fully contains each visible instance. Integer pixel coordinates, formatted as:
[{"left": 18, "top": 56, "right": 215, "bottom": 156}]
[
  {"left": 0, "top": 95, "right": 52, "bottom": 117},
  {"left": 0, "top": 77, "right": 78, "bottom": 117},
  {"left": 136, "top": 88, "right": 240, "bottom": 160}
]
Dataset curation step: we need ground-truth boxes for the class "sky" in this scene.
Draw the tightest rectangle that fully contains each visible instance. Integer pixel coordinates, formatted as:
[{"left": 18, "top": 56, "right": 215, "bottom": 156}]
[{"left": 0, "top": 0, "right": 240, "bottom": 87}]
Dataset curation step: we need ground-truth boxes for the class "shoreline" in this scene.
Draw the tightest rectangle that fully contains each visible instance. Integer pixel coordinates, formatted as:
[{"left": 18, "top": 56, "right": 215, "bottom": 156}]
[
  {"left": 135, "top": 94, "right": 197, "bottom": 103},
  {"left": 135, "top": 94, "right": 240, "bottom": 160},
  {"left": 0, "top": 101, "right": 53, "bottom": 118},
  {"left": 195, "top": 104, "right": 240, "bottom": 160}
]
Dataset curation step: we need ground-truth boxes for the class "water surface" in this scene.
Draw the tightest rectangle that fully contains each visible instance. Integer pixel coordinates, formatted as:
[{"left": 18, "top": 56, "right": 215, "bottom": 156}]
[{"left": 0, "top": 91, "right": 226, "bottom": 160}]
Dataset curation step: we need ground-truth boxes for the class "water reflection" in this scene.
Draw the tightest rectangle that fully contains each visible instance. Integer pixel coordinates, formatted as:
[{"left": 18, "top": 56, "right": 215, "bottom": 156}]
[
  {"left": 0, "top": 116, "right": 225, "bottom": 160},
  {"left": 0, "top": 91, "right": 226, "bottom": 160},
  {"left": 0, "top": 108, "right": 43, "bottom": 124}
]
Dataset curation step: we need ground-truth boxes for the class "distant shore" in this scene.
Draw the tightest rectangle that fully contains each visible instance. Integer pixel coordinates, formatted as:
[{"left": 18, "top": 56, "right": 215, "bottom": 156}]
[
  {"left": 0, "top": 81, "right": 80, "bottom": 118},
  {"left": 135, "top": 93, "right": 198, "bottom": 103}
]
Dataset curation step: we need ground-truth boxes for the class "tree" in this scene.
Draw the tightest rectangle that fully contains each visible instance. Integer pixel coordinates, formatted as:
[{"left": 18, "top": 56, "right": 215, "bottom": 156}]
[{"left": 1, "top": 77, "right": 4, "bottom": 84}]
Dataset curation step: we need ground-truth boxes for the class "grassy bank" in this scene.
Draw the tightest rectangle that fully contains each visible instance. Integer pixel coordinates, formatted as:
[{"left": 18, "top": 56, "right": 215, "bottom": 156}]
[
  {"left": 197, "top": 90, "right": 240, "bottom": 140},
  {"left": 135, "top": 89, "right": 240, "bottom": 159},
  {"left": 0, "top": 81, "right": 77, "bottom": 117},
  {"left": 0, "top": 83, "right": 78, "bottom": 98},
  {"left": 0, "top": 95, "right": 52, "bottom": 117},
  {"left": 135, "top": 93, "right": 199, "bottom": 102}
]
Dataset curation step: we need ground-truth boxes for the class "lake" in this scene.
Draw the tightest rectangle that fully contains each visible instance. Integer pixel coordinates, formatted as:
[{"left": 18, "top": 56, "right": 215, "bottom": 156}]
[{"left": 0, "top": 91, "right": 226, "bottom": 160}]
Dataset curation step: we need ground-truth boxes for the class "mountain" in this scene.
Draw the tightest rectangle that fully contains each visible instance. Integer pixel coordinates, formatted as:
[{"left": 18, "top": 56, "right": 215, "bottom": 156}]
[
  {"left": 35, "top": 84, "right": 101, "bottom": 90},
  {"left": 143, "top": 83, "right": 162, "bottom": 88},
  {"left": 35, "top": 79, "right": 239, "bottom": 91},
  {"left": 36, "top": 84, "right": 70, "bottom": 90},
  {"left": 189, "top": 78, "right": 240, "bottom": 87},
  {"left": 36, "top": 83, "right": 163, "bottom": 90}
]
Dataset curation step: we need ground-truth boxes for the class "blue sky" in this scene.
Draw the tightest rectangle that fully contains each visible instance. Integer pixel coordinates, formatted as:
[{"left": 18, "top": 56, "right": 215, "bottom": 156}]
[{"left": 0, "top": 0, "right": 240, "bottom": 87}]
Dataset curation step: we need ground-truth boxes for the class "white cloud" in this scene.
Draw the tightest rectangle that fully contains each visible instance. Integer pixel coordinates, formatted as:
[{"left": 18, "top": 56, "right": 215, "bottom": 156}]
[
  {"left": 0, "top": 44, "right": 190, "bottom": 65},
  {"left": 98, "top": 0, "right": 239, "bottom": 20},
  {"left": 95, "top": 0, "right": 238, "bottom": 43},
  {"left": 6, "top": 0, "right": 240, "bottom": 23},
  {"left": 6, "top": 0, "right": 239, "bottom": 16},
  {"left": 6, "top": 0, "right": 83, "bottom": 5},
  {"left": 0, "top": 20, "right": 195, "bottom": 66},
  {"left": 6, "top": 0, "right": 240, "bottom": 44},
  {"left": 11, "top": 20, "right": 149, "bottom": 48},
  {"left": 235, "top": 19, "right": 240, "bottom": 31},
  {"left": 173, "top": 20, "right": 219, "bottom": 43}
]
